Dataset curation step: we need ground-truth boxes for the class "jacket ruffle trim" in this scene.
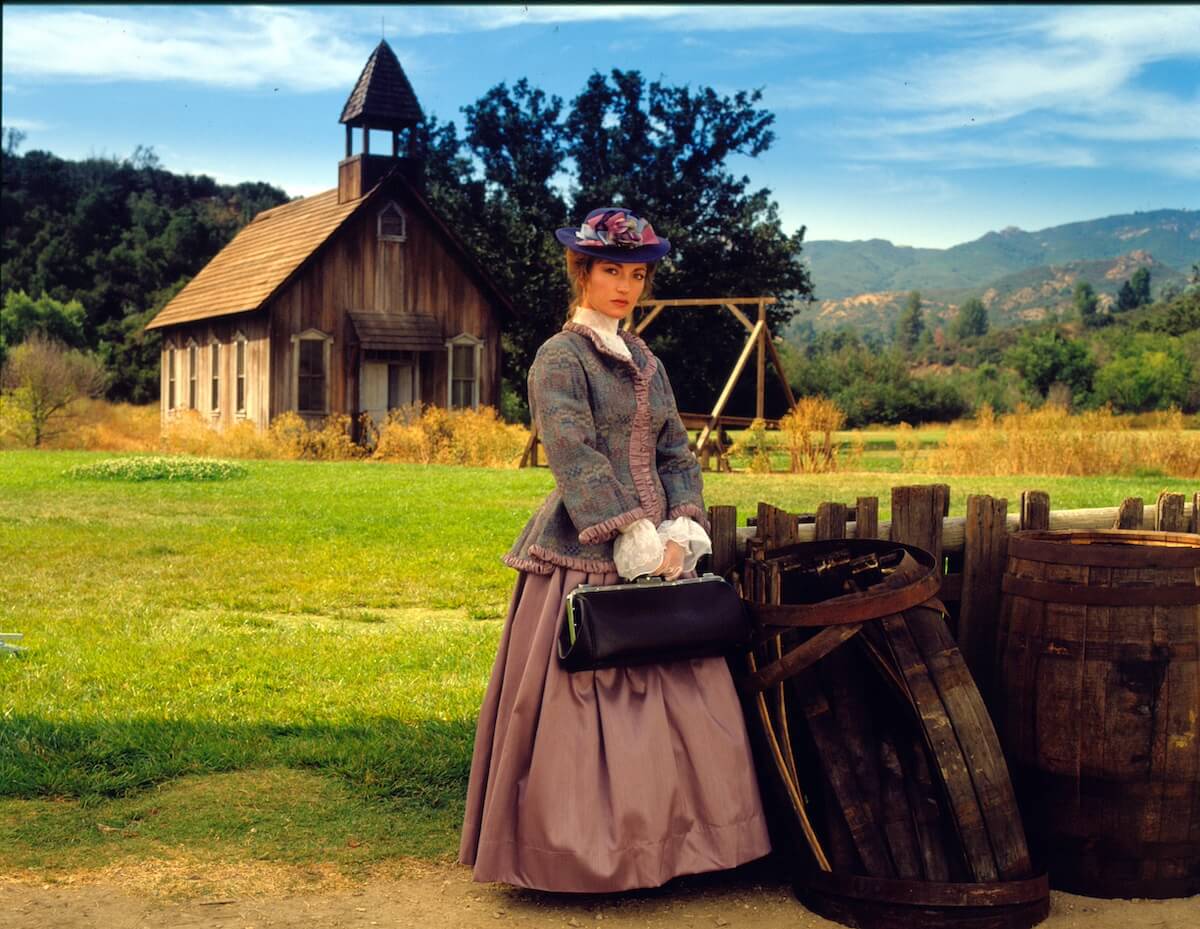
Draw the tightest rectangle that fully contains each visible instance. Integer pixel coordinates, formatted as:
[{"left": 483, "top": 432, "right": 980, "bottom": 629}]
[
  {"left": 500, "top": 540, "right": 621, "bottom": 577},
  {"left": 578, "top": 505, "right": 648, "bottom": 545},
  {"left": 667, "top": 503, "right": 711, "bottom": 536},
  {"left": 560, "top": 321, "right": 665, "bottom": 528},
  {"left": 500, "top": 552, "right": 556, "bottom": 575}
]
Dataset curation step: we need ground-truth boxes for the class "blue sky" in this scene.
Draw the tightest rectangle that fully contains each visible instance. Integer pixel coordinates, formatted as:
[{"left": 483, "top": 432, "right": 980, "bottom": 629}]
[{"left": 3, "top": 3, "right": 1198, "bottom": 248}]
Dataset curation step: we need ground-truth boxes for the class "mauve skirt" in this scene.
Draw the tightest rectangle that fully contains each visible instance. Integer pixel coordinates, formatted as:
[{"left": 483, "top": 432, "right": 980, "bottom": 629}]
[{"left": 458, "top": 563, "right": 771, "bottom": 892}]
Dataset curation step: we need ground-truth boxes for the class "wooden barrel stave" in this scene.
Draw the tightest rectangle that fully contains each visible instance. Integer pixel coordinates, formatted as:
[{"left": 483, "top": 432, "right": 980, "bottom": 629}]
[{"left": 738, "top": 535, "right": 1048, "bottom": 927}]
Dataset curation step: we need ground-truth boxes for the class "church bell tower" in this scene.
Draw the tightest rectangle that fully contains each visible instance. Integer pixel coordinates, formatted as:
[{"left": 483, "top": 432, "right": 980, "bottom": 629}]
[{"left": 338, "top": 39, "right": 424, "bottom": 203}]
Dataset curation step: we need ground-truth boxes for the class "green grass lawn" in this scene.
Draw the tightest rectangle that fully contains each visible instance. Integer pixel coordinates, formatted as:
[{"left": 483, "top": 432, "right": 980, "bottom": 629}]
[{"left": 1, "top": 449, "right": 1196, "bottom": 876}]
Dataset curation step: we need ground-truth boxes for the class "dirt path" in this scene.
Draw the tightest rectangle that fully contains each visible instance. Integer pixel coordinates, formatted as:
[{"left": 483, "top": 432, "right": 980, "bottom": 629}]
[{"left": 3, "top": 858, "right": 1196, "bottom": 929}]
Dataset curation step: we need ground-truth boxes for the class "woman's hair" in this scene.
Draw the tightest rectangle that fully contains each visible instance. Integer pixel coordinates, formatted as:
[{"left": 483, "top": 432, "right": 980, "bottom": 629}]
[{"left": 564, "top": 249, "right": 656, "bottom": 320}]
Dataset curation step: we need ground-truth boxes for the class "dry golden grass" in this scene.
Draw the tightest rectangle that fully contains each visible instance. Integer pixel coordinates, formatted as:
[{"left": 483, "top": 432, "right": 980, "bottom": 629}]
[
  {"left": 369, "top": 403, "right": 528, "bottom": 467},
  {"left": 6, "top": 399, "right": 532, "bottom": 466},
  {"left": 778, "top": 396, "right": 846, "bottom": 473},
  {"left": 927, "top": 403, "right": 1200, "bottom": 477}
]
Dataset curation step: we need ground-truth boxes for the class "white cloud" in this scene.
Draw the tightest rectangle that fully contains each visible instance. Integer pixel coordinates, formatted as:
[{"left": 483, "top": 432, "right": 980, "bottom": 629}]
[
  {"left": 1, "top": 117, "right": 50, "bottom": 132},
  {"left": 802, "top": 5, "right": 1200, "bottom": 170},
  {"left": 849, "top": 136, "right": 1100, "bottom": 171},
  {"left": 0, "top": 7, "right": 389, "bottom": 91},
  {"left": 370, "top": 4, "right": 979, "bottom": 37}
]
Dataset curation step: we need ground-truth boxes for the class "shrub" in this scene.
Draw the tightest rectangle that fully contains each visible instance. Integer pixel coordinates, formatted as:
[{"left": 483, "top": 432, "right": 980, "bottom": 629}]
[
  {"left": 928, "top": 404, "right": 1199, "bottom": 477},
  {"left": 778, "top": 396, "right": 846, "bottom": 473},
  {"left": 66, "top": 455, "right": 248, "bottom": 482},
  {"left": 0, "top": 332, "right": 109, "bottom": 446},
  {"left": 267, "top": 411, "right": 363, "bottom": 461},
  {"left": 729, "top": 417, "right": 774, "bottom": 473},
  {"left": 372, "top": 403, "right": 528, "bottom": 467}
]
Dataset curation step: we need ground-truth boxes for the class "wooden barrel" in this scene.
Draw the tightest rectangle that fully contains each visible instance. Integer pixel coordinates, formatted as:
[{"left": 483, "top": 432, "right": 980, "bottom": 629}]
[{"left": 996, "top": 529, "right": 1200, "bottom": 899}]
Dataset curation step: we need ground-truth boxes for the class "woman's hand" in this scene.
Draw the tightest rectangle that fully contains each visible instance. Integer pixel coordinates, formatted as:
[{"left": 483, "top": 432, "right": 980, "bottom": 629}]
[{"left": 654, "top": 539, "right": 686, "bottom": 580}]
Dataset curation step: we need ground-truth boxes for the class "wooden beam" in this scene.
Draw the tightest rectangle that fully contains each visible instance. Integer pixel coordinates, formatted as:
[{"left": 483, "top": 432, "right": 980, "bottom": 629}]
[
  {"left": 756, "top": 300, "right": 767, "bottom": 421},
  {"left": 696, "top": 319, "right": 764, "bottom": 454},
  {"left": 763, "top": 329, "right": 798, "bottom": 411},
  {"left": 633, "top": 296, "right": 777, "bottom": 308},
  {"left": 723, "top": 302, "right": 755, "bottom": 333},
  {"left": 631, "top": 302, "right": 667, "bottom": 336}
]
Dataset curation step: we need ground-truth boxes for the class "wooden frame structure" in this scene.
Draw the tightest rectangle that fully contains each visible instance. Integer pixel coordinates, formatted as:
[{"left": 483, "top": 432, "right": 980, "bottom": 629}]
[{"left": 519, "top": 296, "right": 796, "bottom": 469}]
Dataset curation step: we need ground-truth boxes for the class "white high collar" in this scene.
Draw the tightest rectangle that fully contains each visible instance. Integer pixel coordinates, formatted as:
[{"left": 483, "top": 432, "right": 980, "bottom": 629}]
[
  {"left": 571, "top": 306, "right": 632, "bottom": 359},
  {"left": 572, "top": 305, "right": 623, "bottom": 336}
]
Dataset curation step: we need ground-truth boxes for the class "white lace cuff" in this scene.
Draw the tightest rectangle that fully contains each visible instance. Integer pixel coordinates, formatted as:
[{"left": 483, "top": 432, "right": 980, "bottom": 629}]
[
  {"left": 613, "top": 518, "right": 664, "bottom": 579},
  {"left": 657, "top": 516, "right": 713, "bottom": 574}
]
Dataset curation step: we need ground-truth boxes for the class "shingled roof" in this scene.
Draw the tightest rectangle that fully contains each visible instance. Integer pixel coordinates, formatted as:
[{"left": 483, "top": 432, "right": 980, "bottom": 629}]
[
  {"left": 144, "top": 191, "right": 358, "bottom": 330},
  {"left": 339, "top": 39, "right": 423, "bottom": 131},
  {"left": 144, "top": 170, "right": 513, "bottom": 331}
]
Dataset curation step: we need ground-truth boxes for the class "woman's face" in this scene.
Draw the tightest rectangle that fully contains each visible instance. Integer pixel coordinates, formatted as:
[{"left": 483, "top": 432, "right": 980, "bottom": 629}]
[{"left": 582, "top": 260, "right": 647, "bottom": 320}]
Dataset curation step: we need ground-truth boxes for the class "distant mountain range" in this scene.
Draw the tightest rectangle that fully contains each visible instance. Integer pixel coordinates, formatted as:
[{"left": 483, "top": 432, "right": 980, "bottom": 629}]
[{"left": 796, "top": 209, "right": 1199, "bottom": 335}]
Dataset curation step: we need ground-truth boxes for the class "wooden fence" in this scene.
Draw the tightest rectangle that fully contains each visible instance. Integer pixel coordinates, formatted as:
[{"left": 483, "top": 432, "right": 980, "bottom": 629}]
[{"left": 707, "top": 486, "right": 1200, "bottom": 696}]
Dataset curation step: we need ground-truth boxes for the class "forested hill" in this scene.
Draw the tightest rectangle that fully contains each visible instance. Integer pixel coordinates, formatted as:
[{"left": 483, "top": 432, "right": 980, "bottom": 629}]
[
  {"left": 805, "top": 209, "right": 1200, "bottom": 300},
  {"left": 1, "top": 146, "right": 290, "bottom": 402}
]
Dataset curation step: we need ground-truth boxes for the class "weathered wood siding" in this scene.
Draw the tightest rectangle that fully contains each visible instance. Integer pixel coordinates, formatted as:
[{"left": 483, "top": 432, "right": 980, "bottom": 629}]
[
  {"left": 266, "top": 178, "right": 501, "bottom": 424},
  {"left": 158, "top": 313, "right": 270, "bottom": 430}
]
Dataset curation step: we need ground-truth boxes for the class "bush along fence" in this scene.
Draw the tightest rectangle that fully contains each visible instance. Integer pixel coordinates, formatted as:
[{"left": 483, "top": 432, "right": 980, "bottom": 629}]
[{"left": 707, "top": 484, "right": 1200, "bottom": 904}]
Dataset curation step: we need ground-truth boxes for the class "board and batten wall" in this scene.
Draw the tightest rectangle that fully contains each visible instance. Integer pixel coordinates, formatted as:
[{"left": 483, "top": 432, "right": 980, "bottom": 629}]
[
  {"left": 266, "top": 182, "right": 502, "bottom": 424},
  {"left": 158, "top": 313, "right": 270, "bottom": 430}
]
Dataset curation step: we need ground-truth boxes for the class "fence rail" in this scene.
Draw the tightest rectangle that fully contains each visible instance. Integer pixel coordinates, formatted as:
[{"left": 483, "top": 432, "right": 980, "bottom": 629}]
[{"left": 708, "top": 485, "right": 1199, "bottom": 700}]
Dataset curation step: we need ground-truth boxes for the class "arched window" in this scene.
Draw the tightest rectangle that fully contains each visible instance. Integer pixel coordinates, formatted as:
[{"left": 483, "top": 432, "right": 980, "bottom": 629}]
[
  {"left": 445, "top": 333, "right": 484, "bottom": 410},
  {"left": 234, "top": 331, "right": 247, "bottom": 416},
  {"left": 377, "top": 201, "right": 407, "bottom": 243},
  {"left": 186, "top": 338, "right": 199, "bottom": 410},
  {"left": 291, "top": 329, "right": 333, "bottom": 414},
  {"left": 210, "top": 340, "right": 221, "bottom": 413}
]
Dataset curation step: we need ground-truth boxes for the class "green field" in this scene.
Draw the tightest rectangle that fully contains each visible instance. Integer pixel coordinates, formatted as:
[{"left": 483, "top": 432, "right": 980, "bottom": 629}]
[{"left": 2, "top": 450, "right": 1196, "bottom": 876}]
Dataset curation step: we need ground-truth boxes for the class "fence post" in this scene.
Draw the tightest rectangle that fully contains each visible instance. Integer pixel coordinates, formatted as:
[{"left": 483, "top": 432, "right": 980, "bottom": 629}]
[
  {"left": 709, "top": 504, "right": 739, "bottom": 578},
  {"left": 889, "top": 484, "right": 950, "bottom": 576},
  {"left": 958, "top": 495, "right": 1008, "bottom": 707},
  {"left": 855, "top": 496, "right": 880, "bottom": 540},
  {"left": 1156, "top": 491, "right": 1187, "bottom": 531},
  {"left": 816, "top": 502, "right": 849, "bottom": 540},
  {"left": 1019, "top": 490, "right": 1050, "bottom": 531},
  {"left": 1115, "top": 497, "right": 1144, "bottom": 529}
]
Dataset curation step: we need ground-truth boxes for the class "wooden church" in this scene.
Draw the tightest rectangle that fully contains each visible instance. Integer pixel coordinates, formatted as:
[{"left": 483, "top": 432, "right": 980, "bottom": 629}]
[{"left": 144, "top": 41, "right": 513, "bottom": 438}]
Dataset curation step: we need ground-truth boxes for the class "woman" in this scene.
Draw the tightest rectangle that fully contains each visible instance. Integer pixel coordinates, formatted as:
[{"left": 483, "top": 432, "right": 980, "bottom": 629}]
[{"left": 459, "top": 207, "right": 770, "bottom": 892}]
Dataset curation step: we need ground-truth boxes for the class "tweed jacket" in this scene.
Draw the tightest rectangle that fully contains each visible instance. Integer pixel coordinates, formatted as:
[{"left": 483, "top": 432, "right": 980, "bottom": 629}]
[{"left": 502, "top": 321, "right": 709, "bottom": 576}]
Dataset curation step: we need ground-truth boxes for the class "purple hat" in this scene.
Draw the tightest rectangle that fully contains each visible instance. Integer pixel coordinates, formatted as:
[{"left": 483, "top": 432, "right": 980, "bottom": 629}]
[{"left": 555, "top": 207, "right": 670, "bottom": 263}]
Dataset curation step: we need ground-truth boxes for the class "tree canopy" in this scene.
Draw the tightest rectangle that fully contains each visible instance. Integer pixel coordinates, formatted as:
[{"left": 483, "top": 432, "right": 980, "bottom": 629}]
[
  {"left": 952, "top": 296, "right": 989, "bottom": 340},
  {"left": 6, "top": 73, "right": 813, "bottom": 419},
  {"left": 1, "top": 144, "right": 289, "bottom": 402},
  {"left": 895, "top": 290, "right": 924, "bottom": 352},
  {"left": 1074, "top": 280, "right": 1101, "bottom": 328},
  {"left": 413, "top": 69, "right": 814, "bottom": 418}
]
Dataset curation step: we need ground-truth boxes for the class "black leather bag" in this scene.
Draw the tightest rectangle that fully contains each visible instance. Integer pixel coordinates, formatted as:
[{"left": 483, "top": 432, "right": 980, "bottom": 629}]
[{"left": 557, "top": 572, "right": 753, "bottom": 672}]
